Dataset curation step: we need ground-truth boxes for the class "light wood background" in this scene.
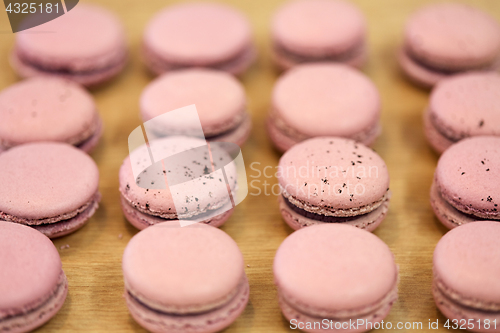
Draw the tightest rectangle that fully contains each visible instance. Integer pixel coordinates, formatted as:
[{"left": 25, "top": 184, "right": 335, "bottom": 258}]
[{"left": 1, "top": 0, "right": 499, "bottom": 332}]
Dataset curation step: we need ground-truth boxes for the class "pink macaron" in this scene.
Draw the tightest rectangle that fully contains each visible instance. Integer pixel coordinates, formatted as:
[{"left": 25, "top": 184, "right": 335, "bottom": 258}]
[
  {"left": 143, "top": 3, "right": 255, "bottom": 76},
  {"left": 274, "top": 224, "right": 398, "bottom": 333},
  {"left": 122, "top": 221, "right": 249, "bottom": 333},
  {"left": 277, "top": 137, "right": 390, "bottom": 232},
  {"left": 140, "top": 69, "right": 251, "bottom": 147},
  {"left": 399, "top": 3, "right": 500, "bottom": 88},
  {"left": 11, "top": 4, "right": 127, "bottom": 87},
  {"left": 0, "top": 142, "right": 101, "bottom": 238},
  {"left": 433, "top": 221, "right": 500, "bottom": 332},
  {"left": 0, "top": 222, "right": 68, "bottom": 333},
  {"left": 0, "top": 77, "right": 102, "bottom": 153},
  {"left": 430, "top": 136, "right": 500, "bottom": 229},
  {"left": 267, "top": 63, "right": 381, "bottom": 152},
  {"left": 271, "top": 0, "right": 367, "bottom": 70},
  {"left": 424, "top": 72, "right": 500, "bottom": 154},
  {"left": 119, "top": 136, "right": 237, "bottom": 230}
]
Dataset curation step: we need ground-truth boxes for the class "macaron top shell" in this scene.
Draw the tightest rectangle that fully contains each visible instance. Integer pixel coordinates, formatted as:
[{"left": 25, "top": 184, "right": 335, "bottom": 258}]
[
  {"left": 404, "top": 3, "right": 500, "bottom": 69},
  {"left": 122, "top": 221, "right": 244, "bottom": 312},
  {"left": 274, "top": 224, "right": 397, "bottom": 312},
  {"left": 434, "top": 221, "right": 500, "bottom": 305},
  {"left": 144, "top": 3, "right": 252, "bottom": 64},
  {"left": 430, "top": 72, "right": 500, "bottom": 140},
  {"left": 278, "top": 137, "right": 389, "bottom": 209},
  {"left": 436, "top": 136, "right": 500, "bottom": 217},
  {"left": 16, "top": 4, "right": 126, "bottom": 71},
  {"left": 0, "top": 222, "right": 62, "bottom": 314},
  {"left": 0, "top": 77, "right": 96, "bottom": 146},
  {"left": 0, "top": 142, "right": 99, "bottom": 220},
  {"left": 272, "top": 63, "right": 380, "bottom": 138},
  {"left": 140, "top": 69, "right": 246, "bottom": 136},
  {"left": 272, "top": 0, "right": 366, "bottom": 56}
]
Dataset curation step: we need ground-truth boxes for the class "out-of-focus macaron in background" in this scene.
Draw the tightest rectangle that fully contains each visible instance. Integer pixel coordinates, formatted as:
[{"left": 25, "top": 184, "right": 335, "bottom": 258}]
[
  {"left": 140, "top": 69, "right": 251, "bottom": 147},
  {"left": 277, "top": 137, "right": 390, "bottom": 232},
  {"left": 11, "top": 4, "right": 127, "bottom": 87},
  {"left": 430, "top": 136, "right": 500, "bottom": 229},
  {"left": 0, "top": 142, "right": 101, "bottom": 238},
  {"left": 399, "top": 3, "right": 500, "bottom": 88},
  {"left": 274, "top": 224, "right": 398, "bottom": 333},
  {"left": 0, "top": 222, "right": 68, "bottom": 333},
  {"left": 0, "top": 77, "right": 102, "bottom": 154},
  {"left": 267, "top": 63, "right": 381, "bottom": 152},
  {"left": 433, "top": 221, "right": 500, "bottom": 332},
  {"left": 142, "top": 3, "right": 255, "bottom": 76},
  {"left": 271, "top": 0, "right": 367, "bottom": 70},
  {"left": 424, "top": 72, "right": 500, "bottom": 154},
  {"left": 122, "top": 221, "right": 249, "bottom": 333}
]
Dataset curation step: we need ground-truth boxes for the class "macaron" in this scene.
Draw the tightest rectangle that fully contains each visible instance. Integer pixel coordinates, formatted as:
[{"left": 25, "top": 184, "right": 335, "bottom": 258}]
[
  {"left": 433, "top": 221, "right": 500, "bottom": 332},
  {"left": 267, "top": 63, "right": 381, "bottom": 152},
  {"left": 430, "top": 136, "right": 500, "bottom": 229},
  {"left": 0, "top": 77, "right": 102, "bottom": 153},
  {"left": 0, "top": 142, "right": 101, "bottom": 238},
  {"left": 0, "top": 222, "right": 68, "bottom": 333},
  {"left": 399, "top": 3, "right": 500, "bottom": 88},
  {"left": 119, "top": 136, "right": 237, "bottom": 230},
  {"left": 143, "top": 3, "right": 255, "bottom": 76},
  {"left": 140, "top": 69, "right": 251, "bottom": 146},
  {"left": 271, "top": 0, "right": 367, "bottom": 70},
  {"left": 424, "top": 72, "right": 500, "bottom": 154},
  {"left": 277, "top": 137, "right": 390, "bottom": 232},
  {"left": 122, "top": 221, "right": 249, "bottom": 333},
  {"left": 11, "top": 4, "right": 127, "bottom": 87},
  {"left": 274, "top": 224, "right": 398, "bottom": 333}
]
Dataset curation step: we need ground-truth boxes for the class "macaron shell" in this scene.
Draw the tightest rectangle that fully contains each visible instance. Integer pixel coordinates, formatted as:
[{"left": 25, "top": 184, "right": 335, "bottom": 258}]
[
  {"left": 278, "top": 137, "right": 390, "bottom": 211},
  {"left": 274, "top": 224, "right": 397, "bottom": 313},
  {"left": 429, "top": 72, "right": 500, "bottom": 140},
  {"left": 423, "top": 107, "right": 454, "bottom": 154},
  {"left": 122, "top": 222, "right": 245, "bottom": 312},
  {"left": 272, "top": 63, "right": 380, "bottom": 138},
  {"left": 140, "top": 69, "right": 246, "bottom": 136},
  {"left": 0, "top": 222, "right": 62, "bottom": 314},
  {"left": 435, "top": 136, "right": 500, "bottom": 219},
  {"left": 272, "top": 0, "right": 366, "bottom": 57},
  {"left": 0, "top": 142, "right": 99, "bottom": 221},
  {"left": 434, "top": 222, "right": 500, "bottom": 308},
  {"left": 397, "top": 47, "right": 447, "bottom": 88},
  {"left": 143, "top": 3, "right": 252, "bottom": 65},
  {"left": 15, "top": 4, "right": 126, "bottom": 71},
  {"left": 0, "top": 77, "right": 97, "bottom": 147},
  {"left": 404, "top": 3, "right": 500, "bottom": 70}
]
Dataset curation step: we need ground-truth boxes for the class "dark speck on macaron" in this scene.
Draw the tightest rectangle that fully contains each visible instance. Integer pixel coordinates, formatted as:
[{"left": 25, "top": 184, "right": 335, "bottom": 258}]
[
  {"left": 487, "top": 196, "right": 493, "bottom": 203},
  {"left": 461, "top": 172, "right": 465, "bottom": 175},
  {"left": 479, "top": 120, "right": 484, "bottom": 127}
]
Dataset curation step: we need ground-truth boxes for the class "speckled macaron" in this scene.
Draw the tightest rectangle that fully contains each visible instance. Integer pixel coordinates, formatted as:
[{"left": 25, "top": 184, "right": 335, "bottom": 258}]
[
  {"left": 143, "top": 3, "right": 255, "bottom": 76},
  {"left": 11, "top": 4, "right": 127, "bottom": 87},
  {"left": 399, "top": 3, "right": 500, "bottom": 88},
  {"left": 277, "top": 137, "right": 390, "bottom": 232},
  {"left": 433, "top": 221, "right": 500, "bottom": 332},
  {"left": 122, "top": 221, "right": 249, "bottom": 333},
  {"left": 274, "top": 224, "right": 398, "bottom": 333},
  {"left": 0, "top": 77, "right": 102, "bottom": 153},
  {"left": 140, "top": 69, "right": 251, "bottom": 146},
  {"left": 0, "top": 222, "right": 68, "bottom": 333},
  {"left": 424, "top": 72, "right": 500, "bottom": 154},
  {"left": 271, "top": 0, "right": 367, "bottom": 70},
  {"left": 267, "top": 63, "right": 381, "bottom": 152},
  {"left": 119, "top": 136, "right": 237, "bottom": 230},
  {"left": 430, "top": 136, "right": 500, "bottom": 229},
  {"left": 0, "top": 142, "right": 101, "bottom": 238}
]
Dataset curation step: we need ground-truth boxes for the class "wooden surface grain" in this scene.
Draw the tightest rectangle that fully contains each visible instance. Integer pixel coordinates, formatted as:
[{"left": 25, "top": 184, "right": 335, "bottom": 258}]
[{"left": 1, "top": 0, "right": 500, "bottom": 332}]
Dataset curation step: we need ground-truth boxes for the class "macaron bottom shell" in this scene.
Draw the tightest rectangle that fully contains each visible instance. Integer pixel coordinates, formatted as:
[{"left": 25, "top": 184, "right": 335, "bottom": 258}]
[
  {"left": 278, "top": 194, "right": 389, "bottom": 232},
  {"left": 0, "top": 272, "right": 68, "bottom": 333},
  {"left": 423, "top": 108, "right": 455, "bottom": 154}
]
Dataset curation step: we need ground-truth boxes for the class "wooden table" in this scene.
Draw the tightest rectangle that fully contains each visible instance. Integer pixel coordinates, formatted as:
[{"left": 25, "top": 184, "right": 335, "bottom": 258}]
[{"left": 1, "top": 0, "right": 499, "bottom": 332}]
